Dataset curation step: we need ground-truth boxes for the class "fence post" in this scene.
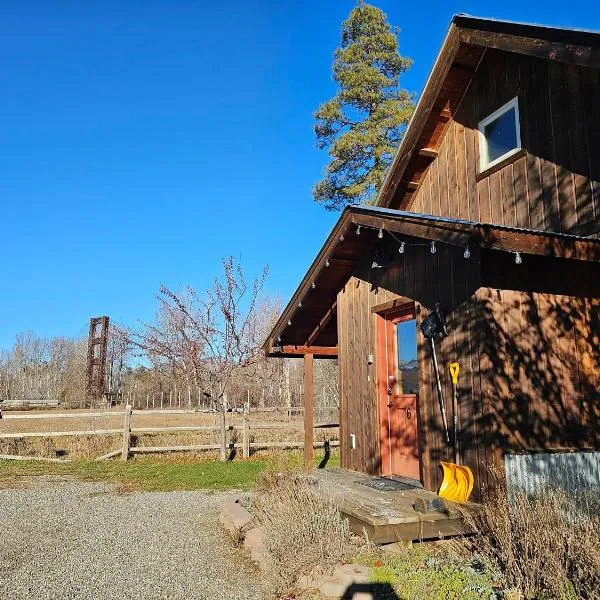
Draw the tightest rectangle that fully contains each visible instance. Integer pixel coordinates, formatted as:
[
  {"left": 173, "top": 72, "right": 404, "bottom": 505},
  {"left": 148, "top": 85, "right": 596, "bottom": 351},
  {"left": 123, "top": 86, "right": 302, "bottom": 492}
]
[
  {"left": 121, "top": 404, "right": 132, "bottom": 461},
  {"left": 219, "top": 394, "right": 227, "bottom": 462},
  {"left": 243, "top": 395, "right": 250, "bottom": 459}
]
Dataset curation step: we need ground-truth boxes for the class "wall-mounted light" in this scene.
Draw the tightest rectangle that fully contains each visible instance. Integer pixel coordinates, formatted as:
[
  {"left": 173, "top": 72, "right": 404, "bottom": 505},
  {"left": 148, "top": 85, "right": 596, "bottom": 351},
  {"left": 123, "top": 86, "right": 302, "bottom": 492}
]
[
  {"left": 515, "top": 251, "right": 522, "bottom": 265},
  {"left": 463, "top": 246, "right": 470, "bottom": 259},
  {"left": 430, "top": 241, "right": 437, "bottom": 254}
]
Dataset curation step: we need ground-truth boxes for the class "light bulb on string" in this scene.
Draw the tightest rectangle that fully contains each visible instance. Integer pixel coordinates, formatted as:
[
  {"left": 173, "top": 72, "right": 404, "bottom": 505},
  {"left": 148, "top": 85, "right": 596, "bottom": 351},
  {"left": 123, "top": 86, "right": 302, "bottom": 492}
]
[
  {"left": 430, "top": 241, "right": 437, "bottom": 254},
  {"left": 311, "top": 281, "right": 316, "bottom": 290},
  {"left": 398, "top": 242, "right": 405, "bottom": 254},
  {"left": 515, "top": 251, "right": 522, "bottom": 265},
  {"left": 464, "top": 246, "right": 471, "bottom": 259},
  {"left": 298, "top": 301, "right": 302, "bottom": 308},
  {"left": 287, "top": 319, "right": 292, "bottom": 327},
  {"left": 378, "top": 228, "right": 384, "bottom": 239},
  {"left": 339, "top": 234, "right": 344, "bottom": 242},
  {"left": 325, "top": 258, "right": 330, "bottom": 267},
  {"left": 356, "top": 225, "right": 361, "bottom": 236}
]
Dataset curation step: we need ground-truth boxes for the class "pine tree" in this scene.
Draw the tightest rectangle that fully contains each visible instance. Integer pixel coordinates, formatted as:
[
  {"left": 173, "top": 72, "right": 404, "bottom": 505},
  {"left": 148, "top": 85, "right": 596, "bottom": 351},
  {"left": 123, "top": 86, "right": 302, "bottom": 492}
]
[{"left": 313, "top": 2, "right": 414, "bottom": 210}]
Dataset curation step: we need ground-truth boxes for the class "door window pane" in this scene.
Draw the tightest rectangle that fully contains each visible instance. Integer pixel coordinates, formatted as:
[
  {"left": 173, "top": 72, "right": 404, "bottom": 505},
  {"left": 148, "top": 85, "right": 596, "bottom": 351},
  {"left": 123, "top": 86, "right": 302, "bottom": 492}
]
[{"left": 397, "top": 319, "right": 419, "bottom": 394}]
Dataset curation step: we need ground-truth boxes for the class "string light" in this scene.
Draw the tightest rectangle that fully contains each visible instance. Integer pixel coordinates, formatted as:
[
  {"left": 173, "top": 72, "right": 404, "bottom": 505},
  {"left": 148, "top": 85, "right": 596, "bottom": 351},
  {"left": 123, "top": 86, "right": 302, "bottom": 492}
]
[
  {"left": 277, "top": 336, "right": 281, "bottom": 344},
  {"left": 287, "top": 319, "right": 292, "bottom": 326},
  {"left": 515, "top": 251, "right": 522, "bottom": 265},
  {"left": 356, "top": 225, "right": 361, "bottom": 235},
  {"left": 339, "top": 234, "right": 345, "bottom": 242},
  {"left": 298, "top": 301, "right": 302, "bottom": 308},
  {"left": 325, "top": 258, "right": 330, "bottom": 267},
  {"left": 463, "top": 246, "right": 470, "bottom": 259},
  {"left": 398, "top": 241, "right": 405, "bottom": 254},
  {"left": 430, "top": 241, "right": 437, "bottom": 254},
  {"left": 378, "top": 228, "right": 384, "bottom": 239},
  {"left": 311, "top": 281, "right": 316, "bottom": 289}
]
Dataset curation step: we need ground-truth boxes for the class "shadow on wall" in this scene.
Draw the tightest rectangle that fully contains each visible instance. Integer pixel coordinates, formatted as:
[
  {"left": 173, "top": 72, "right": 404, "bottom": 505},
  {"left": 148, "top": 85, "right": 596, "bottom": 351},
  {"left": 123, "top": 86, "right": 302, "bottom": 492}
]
[{"left": 353, "top": 234, "right": 599, "bottom": 498}]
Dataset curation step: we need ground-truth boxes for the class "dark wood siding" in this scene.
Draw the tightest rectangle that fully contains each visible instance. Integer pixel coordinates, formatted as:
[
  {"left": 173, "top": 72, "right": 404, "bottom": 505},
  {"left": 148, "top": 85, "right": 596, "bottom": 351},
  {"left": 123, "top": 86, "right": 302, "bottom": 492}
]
[
  {"left": 475, "top": 289, "right": 600, "bottom": 461},
  {"left": 410, "top": 49, "right": 600, "bottom": 236},
  {"left": 338, "top": 237, "right": 600, "bottom": 499},
  {"left": 337, "top": 241, "right": 484, "bottom": 493}
]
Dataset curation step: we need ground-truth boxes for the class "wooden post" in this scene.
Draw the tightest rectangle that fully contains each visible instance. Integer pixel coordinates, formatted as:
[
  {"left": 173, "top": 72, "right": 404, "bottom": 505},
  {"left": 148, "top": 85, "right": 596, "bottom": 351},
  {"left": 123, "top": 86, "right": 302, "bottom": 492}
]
[
  {"left": 219, "top": 394, "right": 227, "bottom": 461},
  {"left": 160, "top": 391, "right": 164, "bottom": 410},
  {"left": 304, "top": 353, "right": 314, "bottom": 469},
  {"left": 242, "top": 393, "right": 250, "bottom": 459},
  {"left": 121, "top": 404, "right": 132, "bottom": 461}
]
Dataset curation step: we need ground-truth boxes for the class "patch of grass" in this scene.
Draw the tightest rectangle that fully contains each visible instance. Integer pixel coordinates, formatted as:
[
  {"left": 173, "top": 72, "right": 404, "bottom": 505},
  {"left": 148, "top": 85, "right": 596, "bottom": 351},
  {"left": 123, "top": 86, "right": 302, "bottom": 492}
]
[
  {"left": 356, "top": 548, "right": 506, "bottom": 600},
  {"left": 0, "top": 448, "right": 339, "bottom": 492},
  {"left": 0, "top": 457, "right": 266, "bottom": 491}
]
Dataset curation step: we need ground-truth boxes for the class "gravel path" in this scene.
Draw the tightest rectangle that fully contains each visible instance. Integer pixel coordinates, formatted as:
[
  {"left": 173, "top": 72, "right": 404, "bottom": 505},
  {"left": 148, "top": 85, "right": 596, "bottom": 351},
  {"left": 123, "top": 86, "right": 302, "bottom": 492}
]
[{"left": 0, "top": 478, "right": 266, "bottom": 600}]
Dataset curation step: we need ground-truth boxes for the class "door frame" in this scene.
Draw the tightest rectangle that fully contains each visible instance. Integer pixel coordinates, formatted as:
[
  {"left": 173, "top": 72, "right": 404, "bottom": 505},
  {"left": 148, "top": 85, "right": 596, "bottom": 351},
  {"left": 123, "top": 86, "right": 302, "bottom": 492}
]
[{"left": 375, "top": 301, "right": 423, "bottom": 481}]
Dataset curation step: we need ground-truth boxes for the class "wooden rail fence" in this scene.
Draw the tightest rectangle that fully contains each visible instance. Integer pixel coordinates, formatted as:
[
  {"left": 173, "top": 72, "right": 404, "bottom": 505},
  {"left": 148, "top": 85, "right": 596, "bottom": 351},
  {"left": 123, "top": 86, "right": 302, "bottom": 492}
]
[{"left": 0, "top": 404, "right": 339, "bottom": 462}]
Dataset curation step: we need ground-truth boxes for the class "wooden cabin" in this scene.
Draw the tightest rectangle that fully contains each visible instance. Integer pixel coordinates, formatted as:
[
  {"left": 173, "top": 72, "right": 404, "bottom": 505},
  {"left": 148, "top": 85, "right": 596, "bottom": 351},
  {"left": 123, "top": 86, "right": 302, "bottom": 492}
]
[{"left": 265, "top": 16, "right": 600, "bottom": 501}]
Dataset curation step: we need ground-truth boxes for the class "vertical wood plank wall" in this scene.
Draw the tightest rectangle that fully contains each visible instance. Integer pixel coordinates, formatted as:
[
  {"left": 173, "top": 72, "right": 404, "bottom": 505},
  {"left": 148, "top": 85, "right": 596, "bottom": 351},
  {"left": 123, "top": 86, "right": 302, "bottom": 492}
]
[
  {"left": 409, "top": 49, "right": 600, "bottom": 236},
  {"left": 337, "top": 241, "right": 483, "bottom": 493},
  {"left": 475, "top": 290, "right": 600, "bottom": 455},
  {"left": 337, "top": 239, "right": 600, "bottom": 499}
]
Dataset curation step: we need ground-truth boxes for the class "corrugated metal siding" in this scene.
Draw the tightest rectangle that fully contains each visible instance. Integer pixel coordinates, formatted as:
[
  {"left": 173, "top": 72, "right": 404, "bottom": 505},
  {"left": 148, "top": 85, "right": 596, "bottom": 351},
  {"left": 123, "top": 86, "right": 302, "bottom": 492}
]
[{"left": 505, "top": 451, "right": 600, "bottom": 518}]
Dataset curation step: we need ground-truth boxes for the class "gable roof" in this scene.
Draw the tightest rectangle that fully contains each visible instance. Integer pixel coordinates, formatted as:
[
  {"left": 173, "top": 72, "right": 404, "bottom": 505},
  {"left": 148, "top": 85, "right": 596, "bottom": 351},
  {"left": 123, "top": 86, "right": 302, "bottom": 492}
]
[
  {"left": 264, "top": 205, "right": 600, "bottom": 358},
  {"left": 377, "top": 15, "right": 600, "bottom": 211}
]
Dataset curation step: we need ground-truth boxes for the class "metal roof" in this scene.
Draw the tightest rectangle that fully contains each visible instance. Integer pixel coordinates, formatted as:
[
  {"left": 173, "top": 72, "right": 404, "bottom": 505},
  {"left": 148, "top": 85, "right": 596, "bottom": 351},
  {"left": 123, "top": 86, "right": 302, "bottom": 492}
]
[{"left": 360, "top": 205, "right": 600, "bottom": 244}]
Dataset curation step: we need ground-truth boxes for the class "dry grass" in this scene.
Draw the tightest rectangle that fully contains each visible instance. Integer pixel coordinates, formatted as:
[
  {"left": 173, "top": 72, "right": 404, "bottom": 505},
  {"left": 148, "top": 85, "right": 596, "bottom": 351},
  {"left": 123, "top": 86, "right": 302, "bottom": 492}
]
[
  {"left": 468, "top": 481, "right": 600, "bottom": 600},
  {"left": 253, "top": 470, "right": 361, "bottom": 596}
]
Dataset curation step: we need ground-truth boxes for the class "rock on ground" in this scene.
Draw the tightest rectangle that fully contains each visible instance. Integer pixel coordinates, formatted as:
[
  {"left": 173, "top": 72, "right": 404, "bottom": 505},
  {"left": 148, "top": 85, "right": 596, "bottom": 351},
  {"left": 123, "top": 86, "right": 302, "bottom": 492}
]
[{"left": 0, "top": 477, "right": 265, "bottom": 600}]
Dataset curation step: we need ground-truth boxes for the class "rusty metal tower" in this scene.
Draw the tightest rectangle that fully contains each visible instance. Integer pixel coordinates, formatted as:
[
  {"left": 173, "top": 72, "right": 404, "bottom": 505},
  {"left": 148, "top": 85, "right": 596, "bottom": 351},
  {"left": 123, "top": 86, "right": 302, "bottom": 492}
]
[{"left": 86, "top": 316, "right": 109, "bottom": 399}]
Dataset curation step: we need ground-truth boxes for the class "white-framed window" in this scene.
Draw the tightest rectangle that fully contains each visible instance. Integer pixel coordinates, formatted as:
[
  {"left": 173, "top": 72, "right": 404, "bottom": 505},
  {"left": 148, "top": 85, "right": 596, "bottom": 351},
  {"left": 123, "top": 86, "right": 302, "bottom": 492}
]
[{"left": 478, "top": 96, "right": 521, "bottom": 172}]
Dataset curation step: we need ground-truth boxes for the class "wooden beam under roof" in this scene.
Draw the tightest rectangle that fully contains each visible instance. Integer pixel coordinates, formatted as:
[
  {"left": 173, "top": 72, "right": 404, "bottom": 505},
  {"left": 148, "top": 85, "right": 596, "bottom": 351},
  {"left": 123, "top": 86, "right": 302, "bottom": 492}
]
[
  {"left": 269, "top": 345, "right": 338, "bottom": 357},
  {"left": 306, "top": 300, "right": 337, "bottom": 346},
  {"left": 457, "top": 23, "right": 600, "bottom": 70},
  {"left": 418, "top": 148, "right": 439, "bottom": 158}
]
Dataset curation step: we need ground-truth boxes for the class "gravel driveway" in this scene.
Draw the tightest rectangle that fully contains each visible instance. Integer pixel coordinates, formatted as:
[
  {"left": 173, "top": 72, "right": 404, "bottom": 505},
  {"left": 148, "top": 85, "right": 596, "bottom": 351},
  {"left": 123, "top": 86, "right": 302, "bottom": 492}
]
[{"left": 0, "top": 478, "right": 266, "bottom": 600}]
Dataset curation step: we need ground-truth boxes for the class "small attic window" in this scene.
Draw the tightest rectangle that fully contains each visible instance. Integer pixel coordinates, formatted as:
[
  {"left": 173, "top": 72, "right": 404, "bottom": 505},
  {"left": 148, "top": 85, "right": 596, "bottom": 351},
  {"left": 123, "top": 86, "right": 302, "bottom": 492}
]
[{"left": 478, "top": 97, "right": 521, "bottom": 172}]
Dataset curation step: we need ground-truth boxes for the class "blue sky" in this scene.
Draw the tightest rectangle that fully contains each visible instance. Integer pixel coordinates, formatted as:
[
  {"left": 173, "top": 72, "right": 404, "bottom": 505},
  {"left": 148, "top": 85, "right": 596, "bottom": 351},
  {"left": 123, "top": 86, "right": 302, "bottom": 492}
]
[{"left": 2, "top": 0, "right": 598, "bottom": 348}]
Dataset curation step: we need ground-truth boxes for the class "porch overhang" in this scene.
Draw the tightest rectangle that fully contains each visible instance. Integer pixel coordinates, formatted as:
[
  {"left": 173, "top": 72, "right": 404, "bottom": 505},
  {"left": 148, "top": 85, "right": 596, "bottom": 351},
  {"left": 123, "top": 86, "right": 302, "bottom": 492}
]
[{"left": 263, "top": 205, "right": 600, "bottom": 358}]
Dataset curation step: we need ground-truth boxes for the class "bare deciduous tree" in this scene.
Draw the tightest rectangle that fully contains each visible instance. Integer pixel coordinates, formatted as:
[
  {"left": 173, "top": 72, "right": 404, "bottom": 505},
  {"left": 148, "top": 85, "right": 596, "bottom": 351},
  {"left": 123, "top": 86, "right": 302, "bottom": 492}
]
[{"left": 124, "top": 257, "right": 268, "bottom": 407}]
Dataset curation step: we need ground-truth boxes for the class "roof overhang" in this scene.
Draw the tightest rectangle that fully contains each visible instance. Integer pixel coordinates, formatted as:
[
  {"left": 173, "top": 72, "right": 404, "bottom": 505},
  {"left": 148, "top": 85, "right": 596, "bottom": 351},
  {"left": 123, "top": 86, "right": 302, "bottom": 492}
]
[
  {"left": 264, "top": 205, "right": 600, "bottom": 358},
  {"left": 377, "top": 15, "right": 600, "bottom": 211}
]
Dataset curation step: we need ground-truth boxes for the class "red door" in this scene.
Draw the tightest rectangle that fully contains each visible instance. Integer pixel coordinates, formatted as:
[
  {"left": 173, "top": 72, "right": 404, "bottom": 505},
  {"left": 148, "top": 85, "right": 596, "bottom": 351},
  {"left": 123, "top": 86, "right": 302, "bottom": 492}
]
[{"left": 377, "top": 304, "right": 421, "bottom": 480}]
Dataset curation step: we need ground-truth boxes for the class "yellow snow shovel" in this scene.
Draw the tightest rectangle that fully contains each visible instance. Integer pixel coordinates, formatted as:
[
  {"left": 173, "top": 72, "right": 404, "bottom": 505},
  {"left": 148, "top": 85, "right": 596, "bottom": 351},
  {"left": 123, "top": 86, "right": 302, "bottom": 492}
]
[{"left": 438, "top": 363, "right": 474, "bottom": 503}]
